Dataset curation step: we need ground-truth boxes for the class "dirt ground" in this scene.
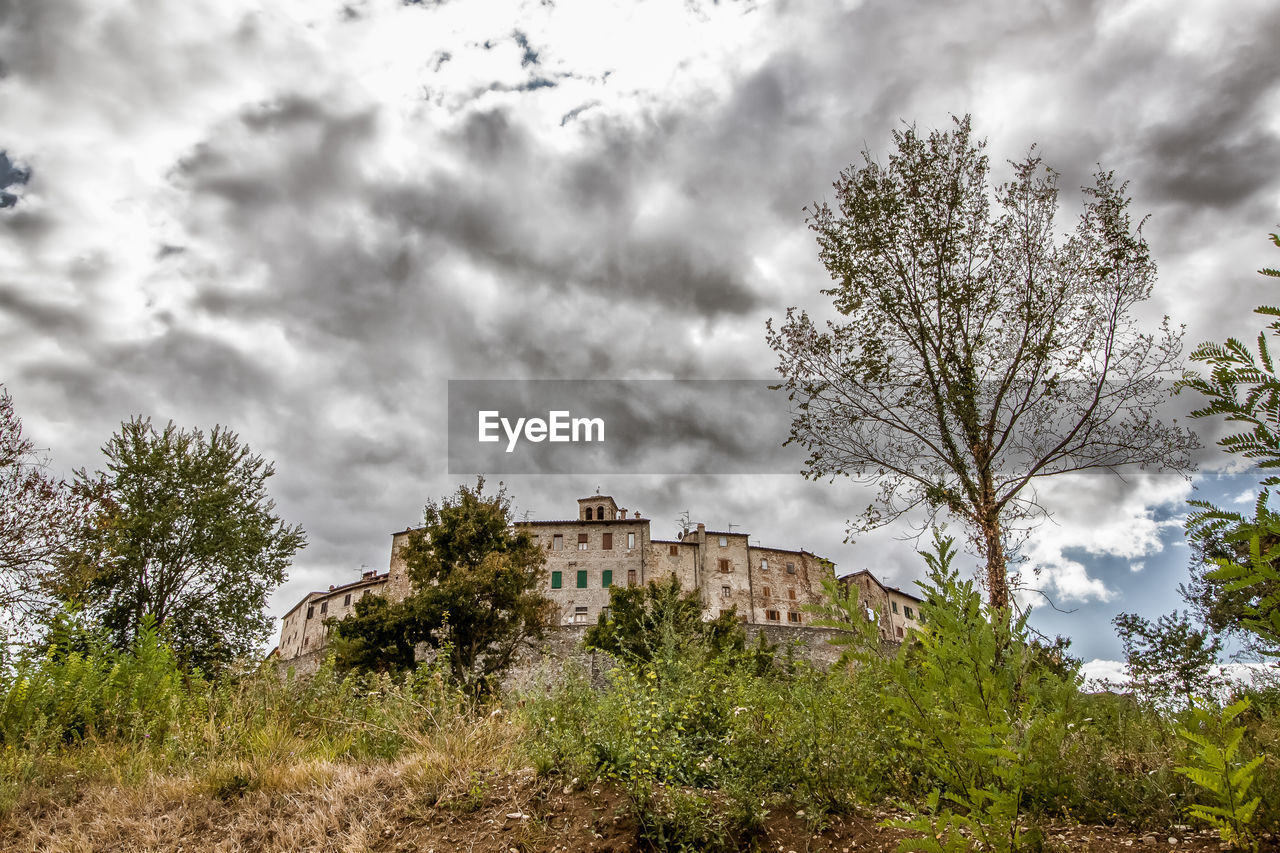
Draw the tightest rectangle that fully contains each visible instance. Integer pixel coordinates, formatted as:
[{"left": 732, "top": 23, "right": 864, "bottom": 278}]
[{"left": 2, "top": 764, "right": 1276, "bottom": 852}]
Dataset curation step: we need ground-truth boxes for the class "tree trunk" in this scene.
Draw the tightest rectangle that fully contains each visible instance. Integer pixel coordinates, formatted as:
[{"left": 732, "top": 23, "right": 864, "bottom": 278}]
[{"left": 981, "top": 514, "right": 1009, "bottom": 613}]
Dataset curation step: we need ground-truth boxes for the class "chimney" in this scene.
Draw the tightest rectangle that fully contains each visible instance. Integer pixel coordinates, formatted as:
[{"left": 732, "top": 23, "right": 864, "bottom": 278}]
[
  {"left": 634, "top": 510, "right": 641, "bottom": 519},
  {"left": 328, "top": 584, "right": 335, "bottom": 591}
]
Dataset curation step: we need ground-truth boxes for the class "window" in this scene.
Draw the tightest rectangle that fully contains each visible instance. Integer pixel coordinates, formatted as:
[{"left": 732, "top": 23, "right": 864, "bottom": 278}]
[
  {"left": 760, "top": 558, "right": 769, "bottom": 571},
  {"left": 628, "top": 532, "right": 636, "bottom": 549},
  {"left": 896, "top": 626, "right": 905, "bottom": 638},
  {"left": 669, "top": 544, "right": 679, "bottom": 556},
  {"left": 788, "top": 612, "right": 801, "bottom": 624},
  {"left": 551, "top": 571, "right": 562, "bottom": 589},
  {"left": 584, "top": 507, "right": 593, "bottom": 520},
  {"left": 721, "top": 585, "right": 731, "bottom": 597},
  {"left": 719, "top": 558, "right": 730, "bottom": 573},
  {"left": 574, "top": 606, "right": 588, "bottom": 624},
  {"left": 762, "top": 585, "right": 771, "bottom": 598},
  {"left": 788, "top": 588, "right": 796, "bottom": 600},
  {"left": 627, "top": 569, "right": 637, "bottom": 586},
  {"left": 602, "top": 570, "right": 613, "bottom": 588},
  {"left": 892, "top": 601, "right": 899, "bottom": 614},
  {"left": 766, "top": 609, "right": 780, "bottom": 622},
  {"left": 320, "top": 601, "right": 328, "bottom": 614},
  {"left": 306, "top": 606, "right": 314, "bottom": 619},
  {"left": 596, "top": 505, "right": 604, "bottom": 519},
  {"left": 553, "top": 534, "right": 564, "bottom": 551},
  {"left": 602, "top": 532, "right": 613, "bottom": 550},
  {"left": 786, "top": 561, "right": 796, "bottom": 574},
  {"left": 303, "top": 637, "right": 310, "bottom": 648},
  {"left": 576, "top": 570, "right": 587, "bottom": 588},
  {"left": 344, "top": 594, "right": 351, "bottom": 606},
  {"left": 904, "top": 605, "right": 914, "bottom": 619},
  {"left": 719, "top": 536, "right": 728, "bottom": 547},
  {"left": 578, "top": 533, "right": 588, "bottom": 551}
]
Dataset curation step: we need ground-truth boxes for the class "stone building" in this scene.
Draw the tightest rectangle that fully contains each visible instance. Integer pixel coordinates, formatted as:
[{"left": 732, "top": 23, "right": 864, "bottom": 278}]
[
  {"left": 839, "top": 569, "right": 924, "bottom": 641},
  {"left": 274, "top": 493, "right": 899, "bottom": 662},
  {"left": 275, "top": 569, "right": 388, "bottom": 660}
]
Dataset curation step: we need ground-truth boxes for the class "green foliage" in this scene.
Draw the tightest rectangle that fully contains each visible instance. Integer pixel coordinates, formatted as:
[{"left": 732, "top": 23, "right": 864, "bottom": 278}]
[
  {"left": 880, "top": 532, "right": 1079, "bottom": 852},
  {"left": 331, "top": 478, "right": 553, "bottom": 696},
  {"left": 584, "top": 574, "right": 747, "bottom": 666},
  {"left": 1113, "top": 611, "right": 1222, "bottom": 709},
  {"left": 1179, "top": 232, "right": 1280, "bottom": 659},
  {"left": 62, "top": 418, "right": 305, "bottom": 674},
  {"left": 768, "top": 115, "right": 1197, "bottom": 612},
  {"left": 1175, "top": 698, "right": 1263, "bottom": 850},
  {"left": 0, "top": 385, "right": 91, "bottom": 632}
]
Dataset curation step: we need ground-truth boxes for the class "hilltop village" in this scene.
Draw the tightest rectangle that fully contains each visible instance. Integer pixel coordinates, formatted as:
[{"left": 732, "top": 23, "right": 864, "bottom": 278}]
[{"left": 274, "top": 494, "right": 923, "bottom": 664}]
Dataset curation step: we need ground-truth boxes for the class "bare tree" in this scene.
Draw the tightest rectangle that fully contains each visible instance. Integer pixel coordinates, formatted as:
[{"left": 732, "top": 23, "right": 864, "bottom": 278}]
[
  {"left": 767, "top": 116, "right": 1198, "bottom": 612},
  {"left": 0, "top": 385, "right": 89, "bottom": 633}
]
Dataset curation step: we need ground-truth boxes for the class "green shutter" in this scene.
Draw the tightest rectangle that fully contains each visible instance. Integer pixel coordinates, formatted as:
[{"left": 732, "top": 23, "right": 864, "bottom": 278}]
[
  {"left": 602, "top": 570, "right": 613, "bottom": 588},
  {"left": 576, "top": 570, "right": 588, "bottom": 588},
  {"left": 551, "top": 571, "right": 562, "bottom": 589}
]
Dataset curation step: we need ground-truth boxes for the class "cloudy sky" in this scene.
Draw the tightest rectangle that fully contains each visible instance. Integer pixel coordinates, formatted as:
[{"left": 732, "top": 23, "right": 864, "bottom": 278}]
[{"left": 2, "top": 0, "right": 1279, "bottom": 669}]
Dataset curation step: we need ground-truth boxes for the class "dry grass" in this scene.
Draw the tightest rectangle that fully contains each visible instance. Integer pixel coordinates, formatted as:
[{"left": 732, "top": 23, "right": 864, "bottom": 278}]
[{"left": 0, "top": 708, "right": 531, "bottom": 853}]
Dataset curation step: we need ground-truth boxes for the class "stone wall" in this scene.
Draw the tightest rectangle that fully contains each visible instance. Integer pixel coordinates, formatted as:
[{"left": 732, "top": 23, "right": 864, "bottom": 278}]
[{"left": 272, "top": 623, "right": 856, "bottom": 686}]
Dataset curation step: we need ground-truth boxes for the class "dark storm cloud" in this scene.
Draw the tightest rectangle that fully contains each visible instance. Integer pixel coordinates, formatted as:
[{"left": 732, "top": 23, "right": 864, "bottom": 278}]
[
  {"left": 0, "top": 284, "right": 88, "bottom": 337},
  {"left": 0, "top": 150, "right": 30, "bottom": 207}
]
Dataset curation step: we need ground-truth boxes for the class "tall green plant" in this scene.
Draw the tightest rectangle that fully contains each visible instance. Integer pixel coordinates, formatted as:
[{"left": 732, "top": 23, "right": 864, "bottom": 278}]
[
  {"left": 1175, "top": 697, "right": 1263, "bottom": 851},
  {"left": 880, "top": 532, "right": 1076, "bottom": 852}
]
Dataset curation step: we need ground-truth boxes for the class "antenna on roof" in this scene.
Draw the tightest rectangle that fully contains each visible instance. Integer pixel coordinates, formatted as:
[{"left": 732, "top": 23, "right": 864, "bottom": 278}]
[
  {"left": 676, "top": 510, "right": 691, "bottom": 539},
  {"left": 595, "top": 485, "right": 601, "bottom": 494},
  {"left": 727, "top": 523, "right": 739, "bottom": 533},
  {"left": 521, "top": 509, "right": 534, "bottom": 522}
]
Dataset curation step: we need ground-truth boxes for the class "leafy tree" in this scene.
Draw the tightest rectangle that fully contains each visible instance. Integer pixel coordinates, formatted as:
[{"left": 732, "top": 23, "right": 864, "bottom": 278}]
[
  {"left": 328, "top": 593, "right": 418, "bottom": 674},
  {"left": 331, "top": 479, "right": 553, "bottom": 695},
  {"left": 0, "top": 385, "right": 92, "bottom": 635},
  {"left": 1113, "top": 611, "right": 1222, "bottom": 708},
  {"left": 584, "top": 574, "right": 746, "bottom": 665},
  {"left": 1179, "top": 232, "right": 1280, "bottom": 658},
  {"left": 63, "top": 418, "right": 305, "bottom": 674},
  {"left": 767, "top": 116, "right": 1198, "bottom": 612}
]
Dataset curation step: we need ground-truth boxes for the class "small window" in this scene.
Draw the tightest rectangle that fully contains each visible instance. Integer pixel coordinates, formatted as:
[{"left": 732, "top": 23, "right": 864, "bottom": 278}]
[
  {"left": 762, "top": 585, "right": 771, "bottom": 598},
  {"left": 766, "top": 609, "right": 780, "bottom": 622},
  {"left": 576, "top": 570, "right": 588, "bottom": 588},
  {"left": 669, "top": 544, "right": 678, "bottom": 556},
  {"left": 628, "top": 532, "right": 636, "bottom": 549},
  {"left": 306, "top": 606, "right": 314, "bottom": 619},
  {"left": 627, "top": 569, "right": 637, "bottom": 586},
  {"left": 892, "top": 601, "right": 899, "bottom": 614},
  {"left": 344, "top": 594, "right": 352, "bottom": 606},
  {"left": 574, "top": 606, "right": 588, "bottom": 624},
  {"left": 553, "top": 535, "right": 564, "bottom": 551},
  {"left": 602, "top": 532, "right": 613, "bottom": 550},
  {"left": 719, "top": 558, "right": 730, "bottom": 573},
  {"left": 303, "top": 637, "right": 310, "bottom": 648},
  {"left": 788, "top": 589, "right": 796, "bottom": 600},
  {"left": 602, "top": 570, "right": 613, "bottom": 588},
  {"left": 719, "top": 536, "right": 728, "bottom": 547},
  {"left": 578, "top": 533, "right": 588, "bottom": 551},
  {"left": 788, "top": 612, "right": 802, "bottom": 624},
  {"left": 760, "top": 558, "right": 769, "bottom": 571},
  {"left": 551, "top": 571, "right": 562, "bottom": 589},
  {"left": 320, "top": 601, "right": 328, "bottom": 615},
  {"left": 585, "top": 507, "right": 593, "bottom": 520},
  {"left": 897, "top": 626, "right": 905, "bottom": 638},
  {"left": 786, "top": 562, "right": 796, "bottom": 574},
  {"left": 904, "top": 605, "right": 914, "bottom": 619},
  {"left": 596, "top": 505, "right": 604, "bottom": 519},
  {"left": 721, "top": 585, "right": 731, "bottom": 597}
]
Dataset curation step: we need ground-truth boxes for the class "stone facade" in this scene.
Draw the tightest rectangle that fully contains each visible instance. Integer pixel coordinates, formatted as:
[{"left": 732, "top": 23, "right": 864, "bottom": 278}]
[
  {"left": 276, "top": 493, "right": 857, "bottom": 661},
  {"left": 276, "top": 570, "right": 388, "bottom": 660},
  {"left": 839, "top": 569, "right": 924, "bottom": 641}
]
